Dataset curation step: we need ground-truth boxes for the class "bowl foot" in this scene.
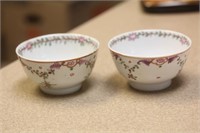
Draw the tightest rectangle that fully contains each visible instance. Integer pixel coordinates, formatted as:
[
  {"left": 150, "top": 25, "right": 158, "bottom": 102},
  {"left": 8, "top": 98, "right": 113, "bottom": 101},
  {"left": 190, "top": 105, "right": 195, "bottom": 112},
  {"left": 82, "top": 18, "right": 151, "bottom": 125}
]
[
  {"left": 40, "top": 83, "right": 82, "bottom": 95},
  {"left": 129, "top": 80, "right": 171, "bottom": 91}
]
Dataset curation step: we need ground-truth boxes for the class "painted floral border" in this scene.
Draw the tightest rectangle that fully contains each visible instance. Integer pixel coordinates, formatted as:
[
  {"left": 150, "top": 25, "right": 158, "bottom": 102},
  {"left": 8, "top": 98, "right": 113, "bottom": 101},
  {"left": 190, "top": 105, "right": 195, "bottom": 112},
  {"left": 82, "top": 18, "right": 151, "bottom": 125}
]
[
  {"left": 19, "top": 54, "right": 96, "bottom": 89},
  {"left": 18, "top": 35, "right": 98, "bottom": 55},
  {"left": 110, "top": 31, "right": 190, "bottom": 47},
  {"left": 112, "top": 52, "right": 186, "bottom": 81}
]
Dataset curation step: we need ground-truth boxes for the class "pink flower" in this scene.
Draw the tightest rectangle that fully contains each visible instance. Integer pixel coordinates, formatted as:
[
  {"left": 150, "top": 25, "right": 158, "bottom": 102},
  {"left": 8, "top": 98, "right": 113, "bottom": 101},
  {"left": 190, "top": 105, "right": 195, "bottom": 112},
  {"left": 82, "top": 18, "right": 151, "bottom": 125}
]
[
  {"left": 50, "top": 62, "right": 61, "bottom": 69},
  {"left": 152, "top": 58, "right": 167, "bottom": 65},
  {"left": 128, "top": 33, "right": 136, "bottom": 40},
  {"left": 79, "top": 37, "right": 85, "bottom": 43},
  {"left": 26, "top": 42, "right": 32, "bottom": 50},
  {"left": 64, "top": 60, "right": 77, "bottom": 68},
  {"left": 70, "top": 73, "right": 75, "bottom": 77},
  {"left": 180, "top": 37, "right": 187, "bottom": 44},
  {"left": 78, "top": 59, "right": 87, "bottom": 65}
]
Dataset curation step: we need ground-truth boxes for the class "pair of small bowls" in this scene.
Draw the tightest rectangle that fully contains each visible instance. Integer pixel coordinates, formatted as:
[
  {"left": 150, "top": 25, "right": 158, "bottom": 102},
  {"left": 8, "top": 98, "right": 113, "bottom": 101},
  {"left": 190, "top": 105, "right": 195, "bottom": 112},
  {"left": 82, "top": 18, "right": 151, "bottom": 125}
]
[{"left": 16, "top": 29, "right": 192, "bottom": 95}]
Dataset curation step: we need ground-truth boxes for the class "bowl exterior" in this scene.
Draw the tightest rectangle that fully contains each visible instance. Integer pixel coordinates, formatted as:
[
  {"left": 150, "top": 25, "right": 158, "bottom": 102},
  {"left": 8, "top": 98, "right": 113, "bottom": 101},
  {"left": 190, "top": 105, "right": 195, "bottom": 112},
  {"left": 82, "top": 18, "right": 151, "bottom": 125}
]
[
  {"left": 110, "top": 51, "right": 189, "bottom": 84},
  {"left": 18, "top": 52, "right": 97, "bottom": 90}
]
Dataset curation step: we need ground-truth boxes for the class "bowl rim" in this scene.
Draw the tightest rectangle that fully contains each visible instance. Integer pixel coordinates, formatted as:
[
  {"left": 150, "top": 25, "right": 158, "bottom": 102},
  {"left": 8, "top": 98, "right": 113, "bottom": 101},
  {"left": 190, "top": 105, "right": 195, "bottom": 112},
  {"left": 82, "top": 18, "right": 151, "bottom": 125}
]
[
  {"left": 16, "top": 33, "right": 100, "bottom": 63},
  {"left": 108, "top": 29, "right": 192, "bottom": 59}
]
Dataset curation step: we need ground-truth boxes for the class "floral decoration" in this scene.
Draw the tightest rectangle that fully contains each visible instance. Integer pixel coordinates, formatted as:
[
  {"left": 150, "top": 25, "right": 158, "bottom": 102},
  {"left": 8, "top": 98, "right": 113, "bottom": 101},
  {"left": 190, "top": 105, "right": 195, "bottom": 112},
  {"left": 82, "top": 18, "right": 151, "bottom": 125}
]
[
  {"left": 112, "top": 52, "right": 186, "bottom": 81},
  {"left": 110, "top": 30, "right": 190, "bottom": 47},
  {"left": 19, "top": 55, "right": 96, "bottom": 89},
  {"left": 18, "top": 35, "right": 98, "bottom": 55},
  {"left": 128, "top": 33, "right": 137, "bottom": 40},
  {"left": 137, "top": 56, "right": 178, "bottom": 67}
]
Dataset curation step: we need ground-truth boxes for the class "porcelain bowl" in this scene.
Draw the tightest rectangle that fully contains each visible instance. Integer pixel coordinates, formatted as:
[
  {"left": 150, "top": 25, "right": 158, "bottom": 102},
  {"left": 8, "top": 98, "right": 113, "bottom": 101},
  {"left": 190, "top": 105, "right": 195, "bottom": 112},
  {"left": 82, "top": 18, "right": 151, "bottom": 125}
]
[
  {"left": 16, "top": 33, "right": 99, "bottom": 95},
  {"left": 108, "top": 29, "right": 191, "bottom": 91}
]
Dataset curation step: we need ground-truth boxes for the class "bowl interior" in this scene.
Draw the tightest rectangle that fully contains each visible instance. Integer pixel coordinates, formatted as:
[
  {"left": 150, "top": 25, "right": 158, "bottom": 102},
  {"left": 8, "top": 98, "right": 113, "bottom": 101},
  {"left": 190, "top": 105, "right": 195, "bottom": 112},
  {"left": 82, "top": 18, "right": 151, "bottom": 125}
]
[
  {"left": 16, "top": 34, "right": 99, "bottom": 61},
  {"left": 109, "top": 30, "right": 191, "bottom": 58}
]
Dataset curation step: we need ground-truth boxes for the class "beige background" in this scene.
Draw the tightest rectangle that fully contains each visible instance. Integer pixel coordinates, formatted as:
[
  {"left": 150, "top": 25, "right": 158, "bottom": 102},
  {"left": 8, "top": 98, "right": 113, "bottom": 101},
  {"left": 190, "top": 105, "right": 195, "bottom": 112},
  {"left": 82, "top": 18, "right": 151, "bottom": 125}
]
[
  {"left": 1, "top": 1, "right": 200, "bottom": 133},
  {"left": 1, "top": 1, "right": 119, "bottom": 66}
]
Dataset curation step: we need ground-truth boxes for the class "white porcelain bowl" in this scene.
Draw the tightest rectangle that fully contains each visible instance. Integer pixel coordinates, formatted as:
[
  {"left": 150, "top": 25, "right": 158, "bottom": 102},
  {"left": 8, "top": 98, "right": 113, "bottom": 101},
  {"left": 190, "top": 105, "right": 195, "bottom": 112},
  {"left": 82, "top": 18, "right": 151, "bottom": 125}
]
[
  {"left": 16, "top": 33, "right": 99, "bottom": 95},
  {"left": 108, "top": 30, "right": 191, "bottom": 91}
]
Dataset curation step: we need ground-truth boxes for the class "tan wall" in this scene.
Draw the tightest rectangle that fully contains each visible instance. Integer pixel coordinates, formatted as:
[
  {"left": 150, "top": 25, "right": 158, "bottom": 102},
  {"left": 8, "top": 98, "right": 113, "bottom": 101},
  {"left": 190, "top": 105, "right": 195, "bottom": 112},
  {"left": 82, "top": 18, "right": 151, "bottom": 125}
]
[{"left": 1, "top": 1, "right": 120, "bottom": 67}]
